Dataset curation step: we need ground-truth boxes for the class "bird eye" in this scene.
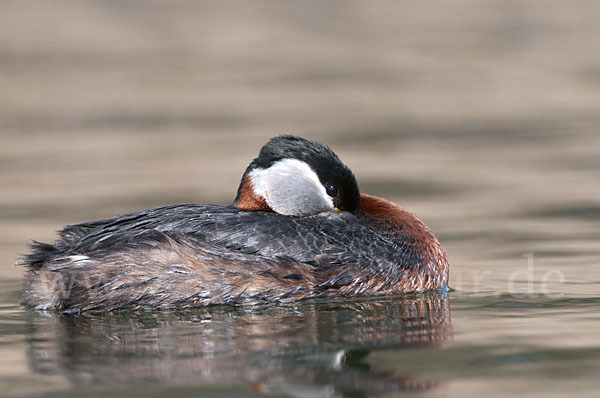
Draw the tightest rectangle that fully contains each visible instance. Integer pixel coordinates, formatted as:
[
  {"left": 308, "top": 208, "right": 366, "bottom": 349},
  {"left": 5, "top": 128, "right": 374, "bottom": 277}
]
[{"left": 325, "top": 184, "right": 338, "bottom": 197}]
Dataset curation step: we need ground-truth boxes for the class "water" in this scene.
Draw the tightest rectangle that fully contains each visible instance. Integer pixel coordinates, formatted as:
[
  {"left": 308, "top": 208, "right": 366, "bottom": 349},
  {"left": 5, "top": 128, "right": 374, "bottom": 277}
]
[{"left": 1, "top": 1, "right": 599, "bottom": 397}]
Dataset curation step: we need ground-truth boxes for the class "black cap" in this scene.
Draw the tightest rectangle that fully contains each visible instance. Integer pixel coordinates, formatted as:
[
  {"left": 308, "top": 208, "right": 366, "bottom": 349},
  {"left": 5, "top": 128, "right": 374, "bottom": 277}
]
[{"left": 241, "top": 135, "right": 361, "bottom": 214}]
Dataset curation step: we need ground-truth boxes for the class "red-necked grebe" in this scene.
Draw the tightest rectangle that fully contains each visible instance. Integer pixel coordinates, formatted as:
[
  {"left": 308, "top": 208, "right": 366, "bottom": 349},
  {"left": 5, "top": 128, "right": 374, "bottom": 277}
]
[{"left": 21, "top": 135, "right": 449, "bottom": 312}]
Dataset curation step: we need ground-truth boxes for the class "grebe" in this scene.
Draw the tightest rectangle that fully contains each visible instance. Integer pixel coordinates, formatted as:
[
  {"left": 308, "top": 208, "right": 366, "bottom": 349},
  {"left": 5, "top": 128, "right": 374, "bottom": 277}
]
[{"left": 21, "top": 136, "right": 449, "bottom": 312}]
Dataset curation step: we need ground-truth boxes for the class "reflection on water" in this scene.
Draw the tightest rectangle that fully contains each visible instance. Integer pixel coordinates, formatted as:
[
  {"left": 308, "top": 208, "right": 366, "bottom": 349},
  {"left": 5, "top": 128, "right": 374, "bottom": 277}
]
[
  {"left": 2, "top": 0, "right": 600, "bottom": 396},
  {"left": 27, "top": 293, "right": 451, "bottom": 396}
]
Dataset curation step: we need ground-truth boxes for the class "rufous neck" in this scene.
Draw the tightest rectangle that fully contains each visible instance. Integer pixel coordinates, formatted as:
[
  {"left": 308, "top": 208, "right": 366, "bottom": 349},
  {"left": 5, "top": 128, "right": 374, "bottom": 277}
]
[{"left": 234, "top": 174, "right": 271, "bottom": 212}]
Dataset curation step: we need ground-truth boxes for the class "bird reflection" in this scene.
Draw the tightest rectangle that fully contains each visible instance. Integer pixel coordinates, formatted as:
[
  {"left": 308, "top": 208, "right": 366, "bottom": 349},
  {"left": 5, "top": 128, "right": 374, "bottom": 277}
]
[{"left": 27, "top": 292, "right": 451, "bottom": 397}]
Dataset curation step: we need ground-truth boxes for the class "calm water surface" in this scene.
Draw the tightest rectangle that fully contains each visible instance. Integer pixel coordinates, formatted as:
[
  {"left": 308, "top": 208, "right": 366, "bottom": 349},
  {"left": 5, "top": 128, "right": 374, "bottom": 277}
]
[{"left": 1, "top": 1, "right": 600, "bottom": 397}]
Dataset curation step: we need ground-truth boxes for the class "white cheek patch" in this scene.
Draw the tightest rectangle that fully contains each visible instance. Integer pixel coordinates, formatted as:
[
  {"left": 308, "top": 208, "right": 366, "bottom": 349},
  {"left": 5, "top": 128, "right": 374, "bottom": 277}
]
[{"left": 249, "top": 158, "right": 334, "bottom": 216}]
